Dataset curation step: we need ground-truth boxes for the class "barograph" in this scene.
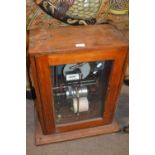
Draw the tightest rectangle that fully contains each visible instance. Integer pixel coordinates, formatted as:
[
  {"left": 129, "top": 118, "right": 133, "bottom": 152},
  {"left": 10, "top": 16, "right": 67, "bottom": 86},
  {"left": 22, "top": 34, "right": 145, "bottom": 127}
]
[{"left": 28, "top": 24, "right": 128, "bottom": 145}]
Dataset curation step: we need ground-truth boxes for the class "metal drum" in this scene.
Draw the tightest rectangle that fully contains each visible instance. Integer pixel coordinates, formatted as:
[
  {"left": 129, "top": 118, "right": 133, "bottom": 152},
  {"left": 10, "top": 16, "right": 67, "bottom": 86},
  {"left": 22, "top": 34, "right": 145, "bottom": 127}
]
[{"left": 66, "top": 86, "right": 88, "bottom": 99}]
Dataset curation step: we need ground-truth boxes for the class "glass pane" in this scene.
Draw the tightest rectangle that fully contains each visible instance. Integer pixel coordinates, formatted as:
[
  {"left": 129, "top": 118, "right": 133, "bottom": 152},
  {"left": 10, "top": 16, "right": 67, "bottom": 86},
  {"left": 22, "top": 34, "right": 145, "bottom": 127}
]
[{"left": 50, "top": 60, "right": 113, "bottom": 125}]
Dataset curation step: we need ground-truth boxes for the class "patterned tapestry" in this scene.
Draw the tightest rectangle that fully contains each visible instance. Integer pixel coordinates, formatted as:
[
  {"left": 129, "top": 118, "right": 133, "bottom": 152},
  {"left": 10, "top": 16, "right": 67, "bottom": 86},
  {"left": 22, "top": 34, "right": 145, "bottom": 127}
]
[{"left": 27, "top": 0, "right": 129, "bottom": 38}]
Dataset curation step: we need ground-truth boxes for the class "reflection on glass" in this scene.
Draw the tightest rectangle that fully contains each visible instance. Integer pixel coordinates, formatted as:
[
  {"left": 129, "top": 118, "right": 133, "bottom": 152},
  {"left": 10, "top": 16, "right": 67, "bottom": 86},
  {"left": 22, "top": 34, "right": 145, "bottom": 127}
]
[{"left": 50, "top": 60, "right": 113, "bottom": 125}]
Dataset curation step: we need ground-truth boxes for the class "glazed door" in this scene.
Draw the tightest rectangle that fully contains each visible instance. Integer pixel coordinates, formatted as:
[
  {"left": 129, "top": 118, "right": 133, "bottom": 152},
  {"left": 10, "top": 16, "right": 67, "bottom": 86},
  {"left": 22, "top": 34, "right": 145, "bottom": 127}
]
[
  {"left": 50, "top": 60, "right": 113, "bottom": 125},
  {"left": 34, "top": 50, "right": 127, "bottom": 133}
]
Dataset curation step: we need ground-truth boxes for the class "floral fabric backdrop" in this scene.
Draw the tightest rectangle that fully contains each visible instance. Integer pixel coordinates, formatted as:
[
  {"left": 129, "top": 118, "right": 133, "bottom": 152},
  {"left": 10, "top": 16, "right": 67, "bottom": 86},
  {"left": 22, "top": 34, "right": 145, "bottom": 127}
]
[
  {"left": 27, "top": 0, "right": 128, "bottom": 39},
  {"left": 26, "top": 0, "right": 67, "bottom": 30}
]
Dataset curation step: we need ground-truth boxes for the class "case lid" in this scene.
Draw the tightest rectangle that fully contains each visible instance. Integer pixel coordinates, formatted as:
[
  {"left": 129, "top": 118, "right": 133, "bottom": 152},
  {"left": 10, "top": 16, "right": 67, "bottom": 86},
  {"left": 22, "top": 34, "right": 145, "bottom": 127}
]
[{"left": 28, "top": 24, "right": 128, "bottom": 55}]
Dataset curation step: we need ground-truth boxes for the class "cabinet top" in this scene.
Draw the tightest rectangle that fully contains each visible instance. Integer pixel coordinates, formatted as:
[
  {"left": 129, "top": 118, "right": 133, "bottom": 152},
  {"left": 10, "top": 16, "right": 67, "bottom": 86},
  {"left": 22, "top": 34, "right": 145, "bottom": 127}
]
[{"left": 28, "top": 24, "right": 128, "bottom": 55}]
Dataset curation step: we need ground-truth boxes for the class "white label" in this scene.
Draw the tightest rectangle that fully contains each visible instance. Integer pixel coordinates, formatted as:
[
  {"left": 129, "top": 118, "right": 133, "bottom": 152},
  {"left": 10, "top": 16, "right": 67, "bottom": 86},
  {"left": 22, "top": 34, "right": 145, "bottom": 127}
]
[
  {"left": 75, "top": 43, "right": 86, "bottom": 48},
  {"left": 66, "top": 74, "right": 80, "bottom": 81}
]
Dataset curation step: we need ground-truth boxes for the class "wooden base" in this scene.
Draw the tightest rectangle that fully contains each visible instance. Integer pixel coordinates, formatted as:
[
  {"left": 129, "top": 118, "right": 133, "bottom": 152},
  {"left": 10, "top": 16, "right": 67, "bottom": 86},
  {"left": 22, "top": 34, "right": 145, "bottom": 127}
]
[{"left": 35, "top": 113, "right": 120, "bottom": 145}]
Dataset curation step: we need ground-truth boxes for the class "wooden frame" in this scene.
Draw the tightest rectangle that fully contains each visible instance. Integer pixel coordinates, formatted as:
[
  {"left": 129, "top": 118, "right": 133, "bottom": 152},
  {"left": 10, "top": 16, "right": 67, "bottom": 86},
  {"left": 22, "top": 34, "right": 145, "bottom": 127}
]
[
  {"left": 35, "top": 109, "right": 120, "bottom": 145},
  {"left": 28, "top": 25, "right": 128, "bottom": 144},
  {"left": 30, "top": 48, "right": 127, "bottom": 134}
]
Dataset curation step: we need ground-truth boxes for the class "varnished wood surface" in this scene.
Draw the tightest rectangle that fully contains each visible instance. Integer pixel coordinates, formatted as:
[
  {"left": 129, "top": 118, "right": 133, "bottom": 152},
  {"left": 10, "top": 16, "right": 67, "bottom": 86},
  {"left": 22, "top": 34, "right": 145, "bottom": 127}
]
[
  {"left": 47, "top": 48, "right": 126, "bottom": 66},
  {"left": 35, "top": 109, "right": 120, "bottom": 145},
  {"left": 34, "top": 56, "right": 56, "bottom": 134},
  {"left": 32, "top": 48, "right": 127, "bottom": 134},
  {"left": 28, "top": 24, "right": 128, "bottom": 55},
  {"left": 30, "top": 56, "right": 48, "bottom": 134},
  {"left": 28, "top": 24, "right": 129, "bottom": 136}
]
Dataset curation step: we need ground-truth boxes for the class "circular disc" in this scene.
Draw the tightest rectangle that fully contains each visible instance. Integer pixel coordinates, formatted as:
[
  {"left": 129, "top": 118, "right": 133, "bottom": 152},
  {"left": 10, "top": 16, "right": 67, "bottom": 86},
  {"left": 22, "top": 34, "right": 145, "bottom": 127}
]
[{"left": 63, "top": 63, "right": 91, "bottom": 79}]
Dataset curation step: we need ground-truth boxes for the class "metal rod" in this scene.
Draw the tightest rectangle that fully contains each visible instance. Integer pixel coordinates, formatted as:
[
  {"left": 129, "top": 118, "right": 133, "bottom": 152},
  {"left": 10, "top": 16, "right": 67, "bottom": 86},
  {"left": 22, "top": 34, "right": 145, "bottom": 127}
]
[
  {"left": 68, "top": 79, "right": 96, "bottom": 84},
  {"left": 52, "top": 80, "right": 96, "bottom": 90}
]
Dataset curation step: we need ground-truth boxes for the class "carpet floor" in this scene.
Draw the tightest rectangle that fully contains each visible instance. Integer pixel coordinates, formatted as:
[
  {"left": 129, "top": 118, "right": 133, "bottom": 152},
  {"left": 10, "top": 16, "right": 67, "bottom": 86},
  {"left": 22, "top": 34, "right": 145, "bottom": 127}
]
[{"left": 26, "top": 84, "right": 129, "bottom": 155}]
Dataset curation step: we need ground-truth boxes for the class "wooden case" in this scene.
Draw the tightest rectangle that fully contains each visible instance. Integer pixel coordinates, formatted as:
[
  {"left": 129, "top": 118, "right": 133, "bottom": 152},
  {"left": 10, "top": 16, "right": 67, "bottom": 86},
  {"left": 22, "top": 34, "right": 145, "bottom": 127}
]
[{"left": 28, "top": 24, "right": 128, "bottom": 145}]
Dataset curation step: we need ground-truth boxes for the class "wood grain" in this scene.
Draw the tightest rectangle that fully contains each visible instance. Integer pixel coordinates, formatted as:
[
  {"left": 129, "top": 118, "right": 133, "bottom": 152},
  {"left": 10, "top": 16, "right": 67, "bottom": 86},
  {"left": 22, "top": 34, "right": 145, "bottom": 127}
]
[
  {"left": 30, "top": 56, "right": 48, "bottom": 134},
  {"left": 35, "top": 109, "right": 120, "bottom": 145},
  {"left": 28, "top": 24, "right": 128, "bottom": 55},
  {"left": 34, "top": 55, "right": 56, "bottom": 134}
]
